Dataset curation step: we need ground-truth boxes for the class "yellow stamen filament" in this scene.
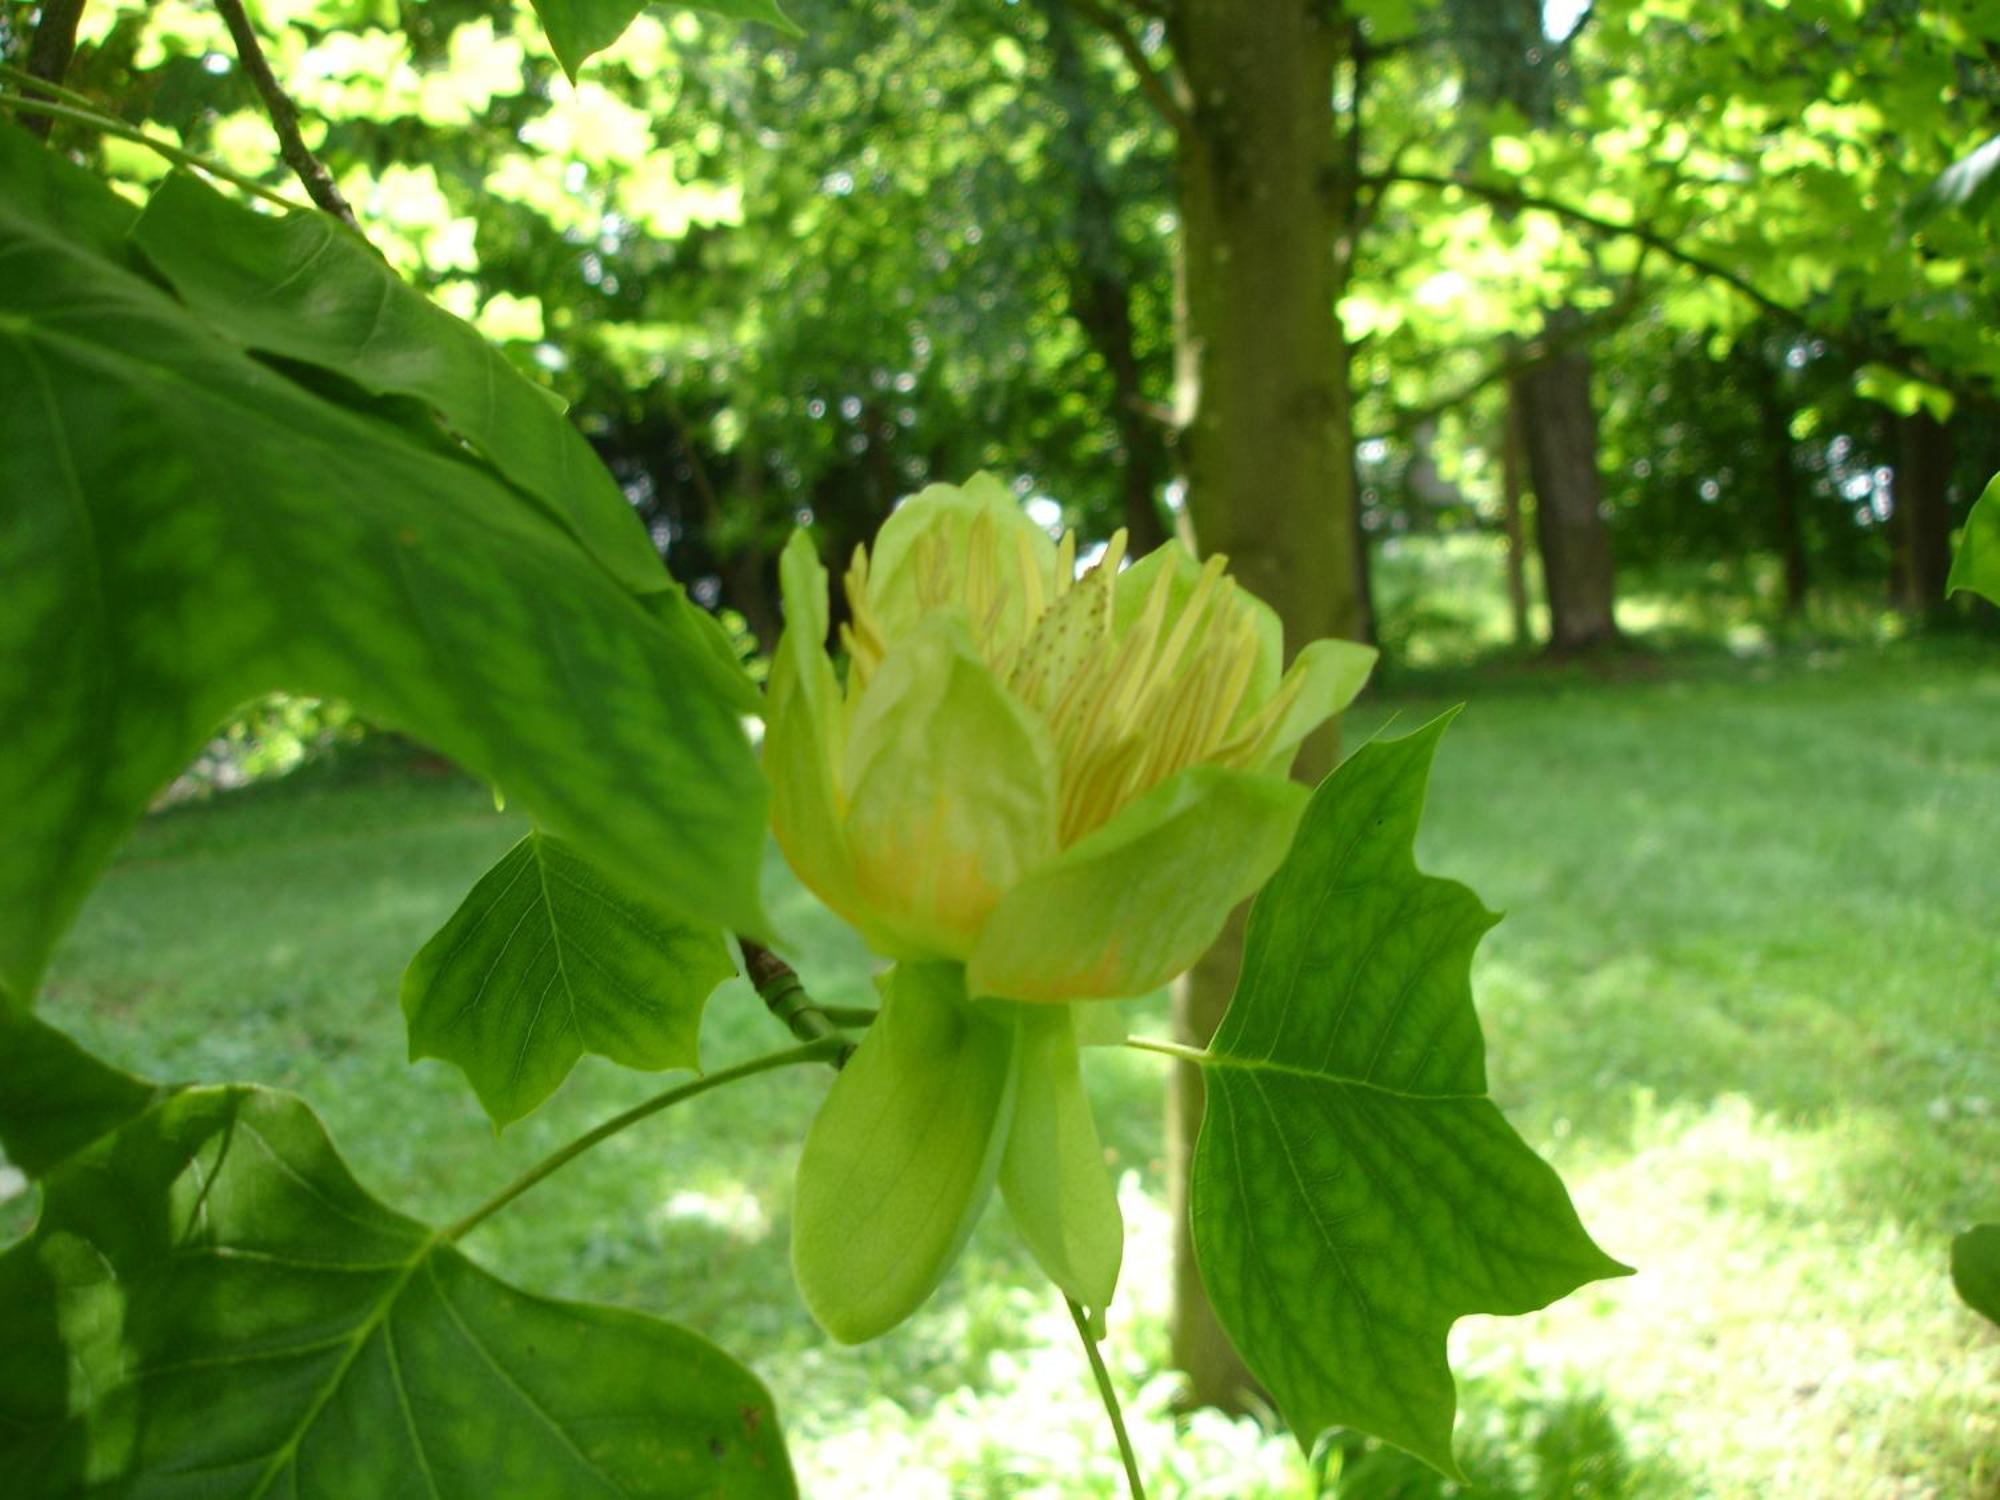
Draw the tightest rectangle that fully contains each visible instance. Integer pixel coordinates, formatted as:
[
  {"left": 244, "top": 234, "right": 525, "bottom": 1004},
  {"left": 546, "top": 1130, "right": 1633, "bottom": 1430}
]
[{"left": 842, "top": 511, "right": 1270, "bottom": 848}]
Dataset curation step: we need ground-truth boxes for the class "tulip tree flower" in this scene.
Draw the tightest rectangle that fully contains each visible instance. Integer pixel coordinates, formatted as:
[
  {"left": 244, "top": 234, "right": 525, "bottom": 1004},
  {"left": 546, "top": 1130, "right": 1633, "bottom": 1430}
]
[{"left": 769, "top": 475, "right": 1376, "bottom": 1343}]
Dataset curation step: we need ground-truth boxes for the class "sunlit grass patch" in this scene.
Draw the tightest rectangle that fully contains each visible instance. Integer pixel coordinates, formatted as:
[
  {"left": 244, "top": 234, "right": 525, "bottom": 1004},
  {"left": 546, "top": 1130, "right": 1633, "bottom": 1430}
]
[{"left": 13, "top": 638, "right": 1994, "bottom": 1497}]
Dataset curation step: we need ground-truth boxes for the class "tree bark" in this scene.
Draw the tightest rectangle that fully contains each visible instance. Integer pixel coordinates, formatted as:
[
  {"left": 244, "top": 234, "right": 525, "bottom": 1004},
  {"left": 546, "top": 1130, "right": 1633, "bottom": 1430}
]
[
  {"left": 1753, "top": 358, "right": 1810, "bottom": 617},
  {"left": 1465, "top": 2, "right": 1620, "bottom": 654},
  {"left": 1891, "top": 410, "right": 1954, "bottom": 620},
  {"left": 1163, "top": 0, "right": 1361, "bottom": 1413},
  {"left": 1515, "top": 340, "right": 1619, "bottom": 653},
  {"left": 1500, "top": 379, "right": 1534, "bottom": 645},
  {"left": 724, "top": 442, "right": 781, "bottom": 652},
  {"left": 1044, "top": 0, "right": 1172, "bottom": 554}
]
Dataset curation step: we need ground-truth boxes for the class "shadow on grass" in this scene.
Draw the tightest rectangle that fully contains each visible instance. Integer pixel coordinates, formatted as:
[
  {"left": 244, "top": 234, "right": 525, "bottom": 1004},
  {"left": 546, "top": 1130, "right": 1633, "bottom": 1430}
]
[{"left": 1318, "top": 1382, "right": 1675, "bottom": 1500}]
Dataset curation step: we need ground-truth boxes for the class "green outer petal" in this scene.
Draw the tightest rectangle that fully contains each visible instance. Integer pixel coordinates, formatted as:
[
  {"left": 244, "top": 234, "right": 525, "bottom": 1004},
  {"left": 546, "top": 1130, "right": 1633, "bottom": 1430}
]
[
  {"left": 998, "top": 1005, "right": 1123, "bottom": 1311},
  {"left": 1251, "top": 638, "right": 1379, "bottom": 773},
  {"left": 1072, "top": 1002, "right": 1130, "bottom": 1047},
  {"left": 792, "top": 962, "right": 1019, "bottom": 1343},
  {"left": 840, "top": 615, "right": 1059, "bottom": 958},
  {"left": 863, "top": 475, "right": 1059, "bottom": 652},
  {"left": 766, "top": 532, "right": 870, "bottom": 930},
  {"left": 968, "top": 766, "right": 1310, "bottom": 1003}
]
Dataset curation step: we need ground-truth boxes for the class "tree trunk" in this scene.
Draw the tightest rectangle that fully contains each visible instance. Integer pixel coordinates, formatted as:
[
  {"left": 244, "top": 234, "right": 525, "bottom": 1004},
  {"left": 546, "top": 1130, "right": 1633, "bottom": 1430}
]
[
  {"left": 1750, "top": 354, "right": 1809, "bottom": 616},
  {"left": 1501, "top": 379, "right": 1533, "bottom": 645},
  {"left": 1044, "top": 0, "right": 1172, "bottom": 555},
  {"left": 1164, "top": 0, "right": 1361, "bottom": 1413},
  {"left": 1893, "top": 410, "right": 1954, "bottom": 620},
  {"left": 1351, "top": 456, "right": 1377, "bottom": 648},
  {"left": 1515, "top": 342, "right": 1619, "bottom": 653},
  {"left": 724, "top": 443, "right": 781, "bottom": 652}
]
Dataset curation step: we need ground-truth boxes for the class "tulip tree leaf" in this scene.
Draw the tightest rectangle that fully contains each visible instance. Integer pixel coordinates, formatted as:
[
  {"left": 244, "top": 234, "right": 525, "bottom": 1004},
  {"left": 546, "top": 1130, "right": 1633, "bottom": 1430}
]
[
  {"left": 130, "top": 173, "right": 669, "bottom": 600},
  {"left": 0, "top": 1011, "right": 159, "bottom": 1178},
  {"left": 1951, "top": 1223, "right": 2000, "bottom": 1327},
  {"left": 1947, "top": 473, "right": 2000, "bottom": 605},
  {"left": 1190, "top": 715, "right": 1631, "bottom": 1478},
  {"left": 0, "top": 1080, "right": 797, "bottom": 1497},
  {"left": 0, "top": 122, "right": 768, "bottom": 1011},
  {"left": 402, "top": 831, "right": 734, "bottom": 1127},
  {"left": 530, "top": 0, "right": 800, "bottom": 80}
]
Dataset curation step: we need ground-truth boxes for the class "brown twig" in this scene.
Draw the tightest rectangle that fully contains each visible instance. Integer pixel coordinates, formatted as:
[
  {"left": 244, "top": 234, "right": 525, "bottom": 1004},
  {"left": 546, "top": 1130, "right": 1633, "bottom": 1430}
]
[
  {"left": 1063, "top": 0, "right": 1191, "bottom": 142},
  {"left": 739, "top": 937, "right": 855, "bottom": 1067},
  {"left": 1363, "top": 245, "right": 1655, "bottom": 442},
  {"left": 1366, "top": 167, "right": 1967, "bottom": 397},
  {"left": 211, "top": 0, "right": 358, "bottom": 228},
  {"left": 20, "top": 0, "right": 88, "bottom": 141}
]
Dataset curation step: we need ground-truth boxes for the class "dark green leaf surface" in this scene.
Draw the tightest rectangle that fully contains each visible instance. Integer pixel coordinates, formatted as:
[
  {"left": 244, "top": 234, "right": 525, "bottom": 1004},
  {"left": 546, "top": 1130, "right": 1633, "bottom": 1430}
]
[
  {"left": 131, "top": 174, "right": 669, "bottom": 599},
  {"left": 0, "top": 1012, "right": 159, "bottom": 1177},
  {"left": 1947, "top": 472, "right": 2000, "bottom": 604},
  {"left": 0, "top": 1084, "right": 796, "bottom": 1497},
  {"left": 1191, "top": 716, "right": 1630, "bottom": 1477},
  {"left": 530, "top": 0, "right": 800, "bottom": 79},
  {"left": 0, "top": 124, "right": 768, "bottom": 1010},
  {"left": 403, "top": 831, "right": 734, "bottom": 1126},
  {"left": 1951, "top": 1223, "right": 2000, "bottom": 1327}
]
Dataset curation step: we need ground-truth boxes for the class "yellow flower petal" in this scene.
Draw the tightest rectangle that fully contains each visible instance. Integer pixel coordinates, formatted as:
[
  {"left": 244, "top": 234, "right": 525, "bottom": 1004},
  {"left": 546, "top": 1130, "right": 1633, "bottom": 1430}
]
[
  {"left": 766, "top": 530, "right": 872, "bottom": 933},
  {"left": 967, "top": 765, "right": 1309, "bottom": 1002},
  {"left": 841, "top": 613, "right": 1059, "bottom": 958}
]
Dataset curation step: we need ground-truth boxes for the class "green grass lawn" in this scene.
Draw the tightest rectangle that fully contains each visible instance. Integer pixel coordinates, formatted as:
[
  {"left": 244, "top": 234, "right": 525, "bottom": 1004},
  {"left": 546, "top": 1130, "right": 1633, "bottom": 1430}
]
[{"left": 12, "top": 638, "right": 1998, "bottom": 1498}]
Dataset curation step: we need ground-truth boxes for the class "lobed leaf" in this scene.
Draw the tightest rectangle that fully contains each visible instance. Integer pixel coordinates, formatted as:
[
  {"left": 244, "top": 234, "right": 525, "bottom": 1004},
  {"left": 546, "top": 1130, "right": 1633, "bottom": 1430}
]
[
  {"left": 131, "top": 172, "right": 672, "bottom": 599},
  {"left": 530, "top": 0, "right": 801, "bottom": 80},
  {"left": 0, "top": 1070, "right": 796, "bottom": 1496},
  {"left": 1951, "top": 1223, "right": 2000, "bottom": 1328},
  {"left": 0, "top": 1011, "right": 159, "bottom": 1178},
  {"left": 402, "top": 831, "right": 735, "bottom": 1127},
  {"left": 1190, "top": 715, "right": 1630, "bottom": 1477},
  {"left": 0, "top": 123, "right": 768, "bottom": 1011},
  {"left": 1947, "top": 472, "right": 2000, "bottom": 605}
]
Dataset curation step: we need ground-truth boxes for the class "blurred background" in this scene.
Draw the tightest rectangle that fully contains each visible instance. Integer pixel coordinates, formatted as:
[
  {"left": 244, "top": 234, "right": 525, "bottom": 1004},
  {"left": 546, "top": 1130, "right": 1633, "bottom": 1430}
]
[{"left": 3, "top": 0, "right": 1997, "bottom": 1494}]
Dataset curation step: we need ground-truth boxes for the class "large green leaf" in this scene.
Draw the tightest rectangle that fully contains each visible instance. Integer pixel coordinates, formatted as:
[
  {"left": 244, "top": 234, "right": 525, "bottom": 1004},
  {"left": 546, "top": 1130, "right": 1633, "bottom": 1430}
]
[
  {"left": 1947, "top": 472, "right": 2000, "bottom": 605},
  {"left": 0, "top": 1081, "right": 796, "bottom": 1496},
  {"left": 130, "top": 173, "right": 669, "bottom": 600},
  {"left": 1951, "top": 1223, "right": 2000, "bottom": 1327},
  {"left": 530, "top": 0, "right": 801, "bottom": 80},
  {"left": 1190, "top": 716, "right": 1630, "bottom": 1478},
  {"left": 0, "top": 124, "right": 768, "bottom": 1010},
  {"left": 402, "top": 831, "right": 735, "bottom": 1127},
  {"left": 0, "top": 1012, "right": 158, "bottom": 1178}
]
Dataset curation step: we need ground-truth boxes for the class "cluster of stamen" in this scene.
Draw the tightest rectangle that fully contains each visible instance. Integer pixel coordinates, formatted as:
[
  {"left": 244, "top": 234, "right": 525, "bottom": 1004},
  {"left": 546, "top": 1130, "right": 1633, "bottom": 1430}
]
[{"left": 841, "top": 519, "right": 1311, "bottom": 845}]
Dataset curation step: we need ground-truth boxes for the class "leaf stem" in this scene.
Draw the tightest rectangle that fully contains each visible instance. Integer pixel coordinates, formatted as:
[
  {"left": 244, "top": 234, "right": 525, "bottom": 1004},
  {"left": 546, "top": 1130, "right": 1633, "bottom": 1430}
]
[
  {"left": 0, "top": 60, "right": 100, "bottom": 112},
  {"left": 739, "top": 937, "right": 855, "bottom": 1066},
  {"left": 1065, "top": 1295, "right": 1147, "bottom": 1500},
  {"left": 443, "top": 1039, "right": 843, "bottom": 1242},
  {"left": 0, "top": 90, "right": 309, "bottom": 212},
  {"left": 1121, "top": 1034, "right": 1209, "bottom": 1067}
]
